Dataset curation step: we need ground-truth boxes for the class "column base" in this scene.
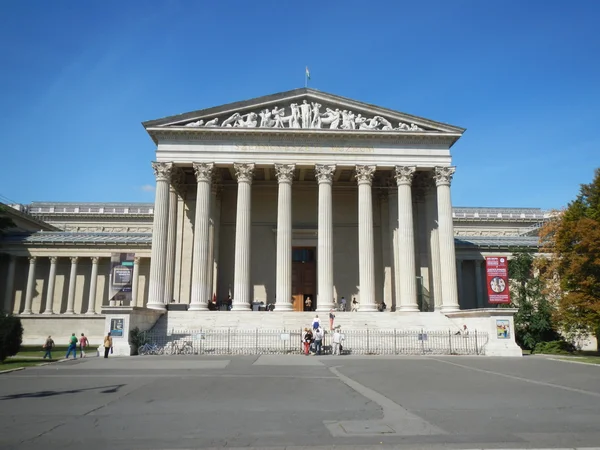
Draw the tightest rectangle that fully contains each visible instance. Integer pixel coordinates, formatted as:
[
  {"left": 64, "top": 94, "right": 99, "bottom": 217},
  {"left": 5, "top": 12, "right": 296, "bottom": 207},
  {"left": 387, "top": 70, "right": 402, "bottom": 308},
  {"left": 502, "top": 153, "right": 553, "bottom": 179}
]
[
  {"left": 188, "top": 304, "right": 209, "bottom": 311},
  {"left": 274, "top": 304, "right": 293, "bottom": 311},
  {"left": 85, "top": 311, "right": 97, "bottom": 315},
  {"left": 358, "top": 304, "right": 378, "bottom": 312},
  {"left": 146, "top": 302, "right": 166, "bottom": 311},
  {"left": 21, "top": 311, "right": 32, "bottom": 315},
  {"left": 42, "top": 310, "right": 54, "bottom": 315},
  {"left": 231, "top": 304, "right": 251, "bottom": 311},
  {"left": 316, "top": 304, "right": 334, "bottom": 312},
  {"left": 64, "top": 311, "right": 75, "bottom": 315},
  {"left": 440, "top": 305, "right": 460, "bottom": 313},
  {"left": 398, "top": 305, "right": 420, "bottom": 312}
]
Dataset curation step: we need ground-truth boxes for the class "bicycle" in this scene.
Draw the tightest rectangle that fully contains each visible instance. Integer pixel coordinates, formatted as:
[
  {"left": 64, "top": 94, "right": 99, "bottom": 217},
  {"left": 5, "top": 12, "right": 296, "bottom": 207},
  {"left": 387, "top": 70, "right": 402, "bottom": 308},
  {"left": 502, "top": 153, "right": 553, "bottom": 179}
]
[
  {"left": 138, "top": 343, "right": 164, "bottom": 355},
  {"left": 164, "top": 340, "right": 194, "bottom": 355}
]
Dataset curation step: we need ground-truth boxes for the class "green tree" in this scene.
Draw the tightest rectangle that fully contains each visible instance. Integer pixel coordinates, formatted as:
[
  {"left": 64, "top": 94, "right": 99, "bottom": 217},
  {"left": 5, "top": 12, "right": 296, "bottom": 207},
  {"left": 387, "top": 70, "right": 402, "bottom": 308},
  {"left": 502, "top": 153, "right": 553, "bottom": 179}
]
[
  {"left": 540, "top": 168, "right": 600, "bottom": 348},
  {"left": 0, "top": 204, "right": 15, "bottom": 235},
  {"left": 0, "top": 312, "right": 23, "bottom": 362},
  {"left": 507, "top": 251, "right": 559, "bottom": 350}
]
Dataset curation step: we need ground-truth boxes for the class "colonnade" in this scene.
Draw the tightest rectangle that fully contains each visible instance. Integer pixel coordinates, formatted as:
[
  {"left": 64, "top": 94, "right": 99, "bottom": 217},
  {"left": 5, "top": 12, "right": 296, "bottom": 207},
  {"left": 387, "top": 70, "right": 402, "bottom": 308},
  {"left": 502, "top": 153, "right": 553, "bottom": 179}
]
[
  {"left": 5, "top": 255, "right": 143, "bottom": 315},
  {"left": 147, "top": 161, "right": 461, "bottom": 312}
]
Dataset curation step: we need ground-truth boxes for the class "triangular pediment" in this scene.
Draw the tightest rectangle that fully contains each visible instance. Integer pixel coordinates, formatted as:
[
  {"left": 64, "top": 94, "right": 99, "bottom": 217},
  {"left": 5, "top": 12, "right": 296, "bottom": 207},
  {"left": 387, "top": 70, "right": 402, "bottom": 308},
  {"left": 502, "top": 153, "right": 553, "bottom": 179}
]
[{"left": 143, "top": 88, "right": 464, "bottom": 135}]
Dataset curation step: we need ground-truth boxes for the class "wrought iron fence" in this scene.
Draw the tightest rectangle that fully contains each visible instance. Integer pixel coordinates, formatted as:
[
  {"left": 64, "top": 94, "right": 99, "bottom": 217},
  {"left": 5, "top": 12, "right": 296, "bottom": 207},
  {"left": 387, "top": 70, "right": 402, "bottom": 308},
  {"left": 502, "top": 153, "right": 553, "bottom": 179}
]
[{"left": 136, "top": 328, "right": 488, "bottom": 356}]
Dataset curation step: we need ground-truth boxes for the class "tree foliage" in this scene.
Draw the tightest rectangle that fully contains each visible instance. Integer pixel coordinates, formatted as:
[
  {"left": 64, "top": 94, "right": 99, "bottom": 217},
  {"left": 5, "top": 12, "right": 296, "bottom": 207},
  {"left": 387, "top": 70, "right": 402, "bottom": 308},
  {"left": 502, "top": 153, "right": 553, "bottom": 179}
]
[
  {"left": 0, "top": 312, "right": 23, "bottom": 362},
  {"left": 539, "top": 168, "right": 600, "bottom": 346},
  {"left": 0, "top": 204, "right": 15, "bottom": 235},
  {"left": 507, "top": 252, "right": 559, "bottom": 350}
]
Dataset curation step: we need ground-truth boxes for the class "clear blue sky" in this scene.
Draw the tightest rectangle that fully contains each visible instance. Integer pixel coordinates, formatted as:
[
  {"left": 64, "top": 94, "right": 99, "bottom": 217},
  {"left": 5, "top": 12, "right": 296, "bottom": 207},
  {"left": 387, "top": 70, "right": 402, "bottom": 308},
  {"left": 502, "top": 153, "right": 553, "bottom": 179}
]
[{"left": 1, "top": 0, "right": 599, "bottom": 210}]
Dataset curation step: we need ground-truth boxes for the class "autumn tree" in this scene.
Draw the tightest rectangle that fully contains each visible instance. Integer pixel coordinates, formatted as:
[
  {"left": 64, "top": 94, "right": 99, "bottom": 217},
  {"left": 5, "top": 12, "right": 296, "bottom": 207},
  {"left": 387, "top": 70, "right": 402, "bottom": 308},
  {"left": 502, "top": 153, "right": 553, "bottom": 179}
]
[{"left": 539, "top": 168, "right": 600, "bottom": 348}]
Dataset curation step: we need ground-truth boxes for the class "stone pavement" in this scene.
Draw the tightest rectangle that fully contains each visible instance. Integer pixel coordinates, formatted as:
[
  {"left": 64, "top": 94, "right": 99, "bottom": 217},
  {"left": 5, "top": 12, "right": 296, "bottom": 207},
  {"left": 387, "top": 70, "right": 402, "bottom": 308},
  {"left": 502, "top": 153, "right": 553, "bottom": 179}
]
[{"left": 0, "top": 354, "right": 599, "bottom": 450}]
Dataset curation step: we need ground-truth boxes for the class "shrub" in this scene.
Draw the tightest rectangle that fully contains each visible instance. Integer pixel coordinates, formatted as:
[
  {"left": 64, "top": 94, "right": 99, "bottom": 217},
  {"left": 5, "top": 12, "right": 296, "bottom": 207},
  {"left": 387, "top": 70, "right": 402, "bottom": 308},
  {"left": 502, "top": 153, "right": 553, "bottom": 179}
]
[
  {"left": 0, "top": 313, "right": 24, "bottom": 362},
  {"left": 533, "top": 340, "right": 576, "bottom": 355},
  {"left": 129, "top": 327, "right": 148, "bottom": 356}
]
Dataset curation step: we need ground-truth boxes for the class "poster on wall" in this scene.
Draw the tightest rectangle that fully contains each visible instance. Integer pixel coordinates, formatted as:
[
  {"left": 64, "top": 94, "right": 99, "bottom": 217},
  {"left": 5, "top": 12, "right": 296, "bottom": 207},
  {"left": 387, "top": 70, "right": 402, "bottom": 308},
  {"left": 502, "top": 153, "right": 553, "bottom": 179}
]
[
  {"left": 109, "top": 253, "right": 135, "bottom": 305},
  {"left": 110, "top": 318, "right": 124, "bottom": 337},
  {"left": 486, "top": 256, "right": 510, "bottom": 304},
  {"left": 496, "top": 319, "right": 510, "bottom": 339}
]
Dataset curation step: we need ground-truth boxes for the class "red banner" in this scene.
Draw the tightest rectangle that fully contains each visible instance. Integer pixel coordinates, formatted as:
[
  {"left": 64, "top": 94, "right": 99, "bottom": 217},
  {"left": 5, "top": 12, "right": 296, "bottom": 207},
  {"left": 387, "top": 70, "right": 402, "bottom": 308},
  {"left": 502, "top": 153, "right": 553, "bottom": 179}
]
[{"left": 486, "top": 256, "right": 510, "bottom": 304}]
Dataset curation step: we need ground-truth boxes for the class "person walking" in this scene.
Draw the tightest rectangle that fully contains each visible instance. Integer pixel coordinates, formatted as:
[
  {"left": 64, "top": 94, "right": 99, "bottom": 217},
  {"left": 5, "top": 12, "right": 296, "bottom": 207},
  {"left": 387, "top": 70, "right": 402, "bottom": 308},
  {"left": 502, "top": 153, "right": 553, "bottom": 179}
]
[
  {"left": 43, "top": 335, "right": 54, "bottom": 359},
  {"left": 313, "top": 327, "right": 324, "bottom": 355},
  {"left": 340, "top": 296, "right": 347, "bottom": 311},
  {"left": 79, "top": 333, "right": 89, "bottom": 358},
  {"left": 351, "top": 297, "right": 359, "bottom": 312},
  {"left": 103, "top": 332, "right": 113, "bottom": 358},
  {"left": 302, "top": 328, "right": 313, "bottom": 355},
  {"left": 312, "top": 314, "right": 321, "bottom": 330},
  {"left": 329, "top": 309, "right": 335, "bottom": 330},
  {"left": 65, "top": 333, "right": 78, "bottom": 359},
  {"left": 332, "top": 328, "right": 342, "bottom": 355}
]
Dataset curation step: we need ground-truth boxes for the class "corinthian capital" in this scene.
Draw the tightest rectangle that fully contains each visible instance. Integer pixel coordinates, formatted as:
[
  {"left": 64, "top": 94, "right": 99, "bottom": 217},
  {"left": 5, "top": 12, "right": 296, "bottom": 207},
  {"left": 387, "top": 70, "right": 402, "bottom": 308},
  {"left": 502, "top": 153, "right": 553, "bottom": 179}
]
[
  {"left": 355, "top": 165, "right": 376, "bottom": 184},
  {"left": 434, "top": 166, "right": 456, "bottom": 186},
  {"left": 234, "top": 163, "right": 255, "bottom": 183},
  {"left": 274, "top": 164, "right": 295, "bottom": 184},
  {"left": 315, "top": 164, "right": 336, "bottom": 183},
  {"left": 151, "top": 162, "right": 173, "bottom": 182},
  {"left": 192, "top": 162, "right": 214, "bottom": 183},
  {"left": 394, "top": 166, "right": 416, "bottom": 186}
]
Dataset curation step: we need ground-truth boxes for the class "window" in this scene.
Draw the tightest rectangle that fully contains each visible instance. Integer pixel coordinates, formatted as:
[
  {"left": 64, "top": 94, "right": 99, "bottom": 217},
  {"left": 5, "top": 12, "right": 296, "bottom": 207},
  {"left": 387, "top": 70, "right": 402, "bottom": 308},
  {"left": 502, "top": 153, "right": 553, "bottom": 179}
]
[{"left": 292, "top": 248, "right": 315, "bottom": 262}]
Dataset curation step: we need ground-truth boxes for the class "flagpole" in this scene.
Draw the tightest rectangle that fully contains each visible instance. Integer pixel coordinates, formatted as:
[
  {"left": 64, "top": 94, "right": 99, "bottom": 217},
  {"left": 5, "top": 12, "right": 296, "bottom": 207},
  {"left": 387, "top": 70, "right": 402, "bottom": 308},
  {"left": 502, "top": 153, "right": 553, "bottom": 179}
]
[{"left": 305, "top": 70, "right": 307, "bottom": 88}]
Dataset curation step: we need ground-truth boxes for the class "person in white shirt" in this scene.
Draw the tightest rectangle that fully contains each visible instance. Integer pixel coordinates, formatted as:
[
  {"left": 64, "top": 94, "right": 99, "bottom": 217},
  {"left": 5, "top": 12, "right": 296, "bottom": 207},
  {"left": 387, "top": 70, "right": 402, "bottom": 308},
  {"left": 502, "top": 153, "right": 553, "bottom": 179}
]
[
  {"left": 313, "top": 327, "right": 324, "bottom": 355},
  {"left": 332, "top": 328, "right": 343, "bottom": 355},
  {"left": 312, "top": 315, "right": 321, "bottom": 330}
]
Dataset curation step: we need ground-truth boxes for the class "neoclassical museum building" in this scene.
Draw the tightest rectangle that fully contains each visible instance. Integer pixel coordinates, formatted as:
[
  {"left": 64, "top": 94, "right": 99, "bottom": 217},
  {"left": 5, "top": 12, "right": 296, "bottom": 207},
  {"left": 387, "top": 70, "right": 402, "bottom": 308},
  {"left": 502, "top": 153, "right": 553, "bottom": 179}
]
[{"left": 0, "top": 89, "right": 543, "bottom": 351}]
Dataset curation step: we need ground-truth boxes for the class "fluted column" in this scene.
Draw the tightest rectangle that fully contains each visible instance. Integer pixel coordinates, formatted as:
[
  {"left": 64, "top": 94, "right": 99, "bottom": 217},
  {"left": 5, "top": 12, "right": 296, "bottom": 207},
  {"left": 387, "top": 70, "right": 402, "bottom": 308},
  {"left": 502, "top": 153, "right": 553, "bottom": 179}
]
[
  {"left": 232, "top": 163, "right": 254, "bottom": 310},
  {"left": 3, "top": 255, "right": 16, "bottom": 313},
  {"left": 395, "top": 166, "right": 419, "bottom": 312},
  {"left": 147, "top": 162, "right": 173, "bottom": 310},
  {"left": 209, "top": 185, "right": 222, "bottom": 304},
  {"left": 43, "top": 257, "right": 58, "bottom": 314},
  {"left": 190, "top": 163, "right": 214, "bottom": 311},
  {"left": 388, "top": 183, "right": 400, "bottom": 311},
  {"left": 164, "top": 168, "right": 183, "bottom": 305},
  {"left": 435, "top": 166, "right": 459, "bottom": 312},
  {"left": 132, "top": 257, "right": 141, "bottom": 307},
  {"left": 274, "top": 164, "right": 295, "bottom": 311},
  {"left": 315, "top": 164, "right": 336, "bottom": 312},
  {"left": 356, "top": 165, "right": 377, "bottom": 311},
  {"left": 22, "top": 256, "right": 37, "bottom": 314},
  {"left": 425, "top": 178, "right": 443, "bottom": 311},
  {"left": 86, "top": 257, "right": 99, "bottom": 314},
  {"left": 475, "top": 260, "right": 484, "bottom": 308},
  {"left": 65, "top": 257, "right": 78, "bottom": 314}
]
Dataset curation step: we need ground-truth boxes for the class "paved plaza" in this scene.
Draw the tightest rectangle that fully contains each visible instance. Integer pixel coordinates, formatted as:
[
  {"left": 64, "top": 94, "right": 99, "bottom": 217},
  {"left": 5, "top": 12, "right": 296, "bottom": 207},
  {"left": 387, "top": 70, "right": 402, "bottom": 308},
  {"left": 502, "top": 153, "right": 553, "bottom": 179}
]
[{"left": 0, "top": 355, "right": 599, "bottom": 450}]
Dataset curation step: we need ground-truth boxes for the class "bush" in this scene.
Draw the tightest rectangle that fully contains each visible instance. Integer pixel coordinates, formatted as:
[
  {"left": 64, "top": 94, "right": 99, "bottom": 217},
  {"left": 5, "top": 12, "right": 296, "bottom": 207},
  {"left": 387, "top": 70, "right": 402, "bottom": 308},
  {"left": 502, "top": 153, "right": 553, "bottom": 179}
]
[
  {"left": 0, "top": 313, "right": 24, "bottom": 362},
  {"left": 533, "top": 340, "right": 576, "bottom": 355},
  {"left": 129, "top": 327, "right": 148, "bottom": 356}
]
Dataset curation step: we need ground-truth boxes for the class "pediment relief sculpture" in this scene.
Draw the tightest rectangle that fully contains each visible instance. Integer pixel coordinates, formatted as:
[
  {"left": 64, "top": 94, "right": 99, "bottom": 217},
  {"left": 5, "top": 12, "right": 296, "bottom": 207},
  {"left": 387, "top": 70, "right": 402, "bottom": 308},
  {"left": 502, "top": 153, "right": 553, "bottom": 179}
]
[{"left": 177, "top": 99, "right": 425, "bottom": 132}]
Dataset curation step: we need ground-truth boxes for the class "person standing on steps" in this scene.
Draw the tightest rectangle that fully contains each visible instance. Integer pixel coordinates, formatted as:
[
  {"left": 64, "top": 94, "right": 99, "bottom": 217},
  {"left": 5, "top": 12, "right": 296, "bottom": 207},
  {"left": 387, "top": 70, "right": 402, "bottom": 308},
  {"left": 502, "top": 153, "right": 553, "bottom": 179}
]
[
  {"left": 43, "top": 335, "right": 54, "bottom": 359},
  {"left": 103, "top": 332, "right": 113, "bottom": 358},
  {"left": 329, "top": 309, "right": 335, "bottom": 330},
  {"left": 65, "top": 333, "right": 78, "bottom": 359}
]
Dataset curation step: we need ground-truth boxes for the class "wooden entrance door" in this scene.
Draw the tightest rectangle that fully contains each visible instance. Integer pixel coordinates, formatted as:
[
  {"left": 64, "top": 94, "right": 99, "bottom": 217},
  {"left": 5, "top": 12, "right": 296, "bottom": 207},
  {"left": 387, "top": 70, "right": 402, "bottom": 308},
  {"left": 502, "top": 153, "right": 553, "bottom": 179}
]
[{"left": 291, "top": 247, "right": 316, "bottom": 311}]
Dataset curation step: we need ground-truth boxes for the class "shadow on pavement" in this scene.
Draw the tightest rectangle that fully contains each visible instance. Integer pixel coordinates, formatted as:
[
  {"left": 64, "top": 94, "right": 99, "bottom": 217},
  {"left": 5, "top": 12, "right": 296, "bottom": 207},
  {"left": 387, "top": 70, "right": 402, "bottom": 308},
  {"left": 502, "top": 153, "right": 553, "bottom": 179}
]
[{"left": 0, "top": 384, "right": 125, "bottom": 400}]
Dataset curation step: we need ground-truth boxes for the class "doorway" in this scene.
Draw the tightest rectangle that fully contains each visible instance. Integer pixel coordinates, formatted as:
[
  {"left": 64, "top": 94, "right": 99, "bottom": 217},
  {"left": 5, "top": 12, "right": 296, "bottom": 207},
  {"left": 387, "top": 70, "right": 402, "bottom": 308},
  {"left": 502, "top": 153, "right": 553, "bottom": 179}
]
[{"left": 291, "top": 247, "right": 316, "bottom": 312}]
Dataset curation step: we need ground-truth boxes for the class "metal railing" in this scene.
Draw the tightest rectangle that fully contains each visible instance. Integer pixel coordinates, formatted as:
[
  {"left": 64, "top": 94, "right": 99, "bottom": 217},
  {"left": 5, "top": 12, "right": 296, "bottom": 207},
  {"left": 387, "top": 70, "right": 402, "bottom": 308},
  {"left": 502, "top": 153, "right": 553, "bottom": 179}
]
[{"left": 135, "top": 328, "right": 488, "bottom": 356}]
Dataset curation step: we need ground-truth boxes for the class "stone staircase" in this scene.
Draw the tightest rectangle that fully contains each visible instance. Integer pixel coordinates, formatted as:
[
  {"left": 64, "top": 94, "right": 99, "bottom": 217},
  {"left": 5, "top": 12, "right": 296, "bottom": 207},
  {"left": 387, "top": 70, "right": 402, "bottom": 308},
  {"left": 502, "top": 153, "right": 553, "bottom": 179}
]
[{"left": 150, "top": 310, "right": 463, "bottom": 333}]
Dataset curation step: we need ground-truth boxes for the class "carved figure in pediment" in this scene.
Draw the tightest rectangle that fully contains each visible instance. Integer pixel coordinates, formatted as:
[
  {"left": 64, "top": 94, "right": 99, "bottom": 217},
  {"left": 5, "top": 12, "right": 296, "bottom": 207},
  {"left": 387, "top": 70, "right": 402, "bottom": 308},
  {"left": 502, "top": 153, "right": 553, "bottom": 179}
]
[
  {"left": 185, "top": 120, "right": 204, "bottom": 127},
  {"left": 341, "top": 110, "right": 354, "bottom": 130},
  {"left": 222, "top": 113, "right": 240, "bottom": 127},
  {"left": 290, "top": 103, "right": 301, "bottom": 128},
  {"left": 321, "top": 108, "right": 341, "bottom": 129},
  {"left": 378, "top": 117, "right": 393, "bottom": 130},
  {"left": 235, "top": 112, "right": 258, "bottom": 128},
  {"left": 259, "top": 109, "right": 274, "bottom": 128},
  {"left": 396, "top": 122, "right": 409, "bottom": 131},
  {"left": 354, "top": 114, "right": 366, "bottom": 128},
  {"left": 311, "top": 102, "right": 322, "bottom": 128},
  {"left": 359, "top": 116, "right": 379, "bottom": 130},
  {"left": 299, "top": 100, "right": 311, "bottom": 129},
  {"left": 204, "top": 118, "right": 219, "bottom": 127},
  {"left": 271, "top": 107, "right": 286, "bottom": 128},
  {"left": 409, "top": 123, "right": 423, "bottom": 131}
]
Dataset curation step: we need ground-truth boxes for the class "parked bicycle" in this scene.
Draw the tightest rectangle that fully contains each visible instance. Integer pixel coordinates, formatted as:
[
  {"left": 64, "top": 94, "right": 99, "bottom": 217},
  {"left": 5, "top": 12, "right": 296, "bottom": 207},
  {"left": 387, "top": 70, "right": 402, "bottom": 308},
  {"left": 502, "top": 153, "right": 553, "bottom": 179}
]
[
  {"left": 163, "top": 340, "right": 194, "bottom": 355},
  {"left": 138, "top": 343, "right": 164, "bottom": 355}
]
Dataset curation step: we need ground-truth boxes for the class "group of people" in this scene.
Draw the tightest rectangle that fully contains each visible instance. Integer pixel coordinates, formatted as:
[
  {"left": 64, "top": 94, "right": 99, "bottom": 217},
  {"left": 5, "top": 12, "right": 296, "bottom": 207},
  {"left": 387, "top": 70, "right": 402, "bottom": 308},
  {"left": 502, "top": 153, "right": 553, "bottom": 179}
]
[
  {"left": 42, "top": 332, "right": 114, "bottom": 360},
  {"left": 302, "top": 314, "right": 345, "bottom": 356}
]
